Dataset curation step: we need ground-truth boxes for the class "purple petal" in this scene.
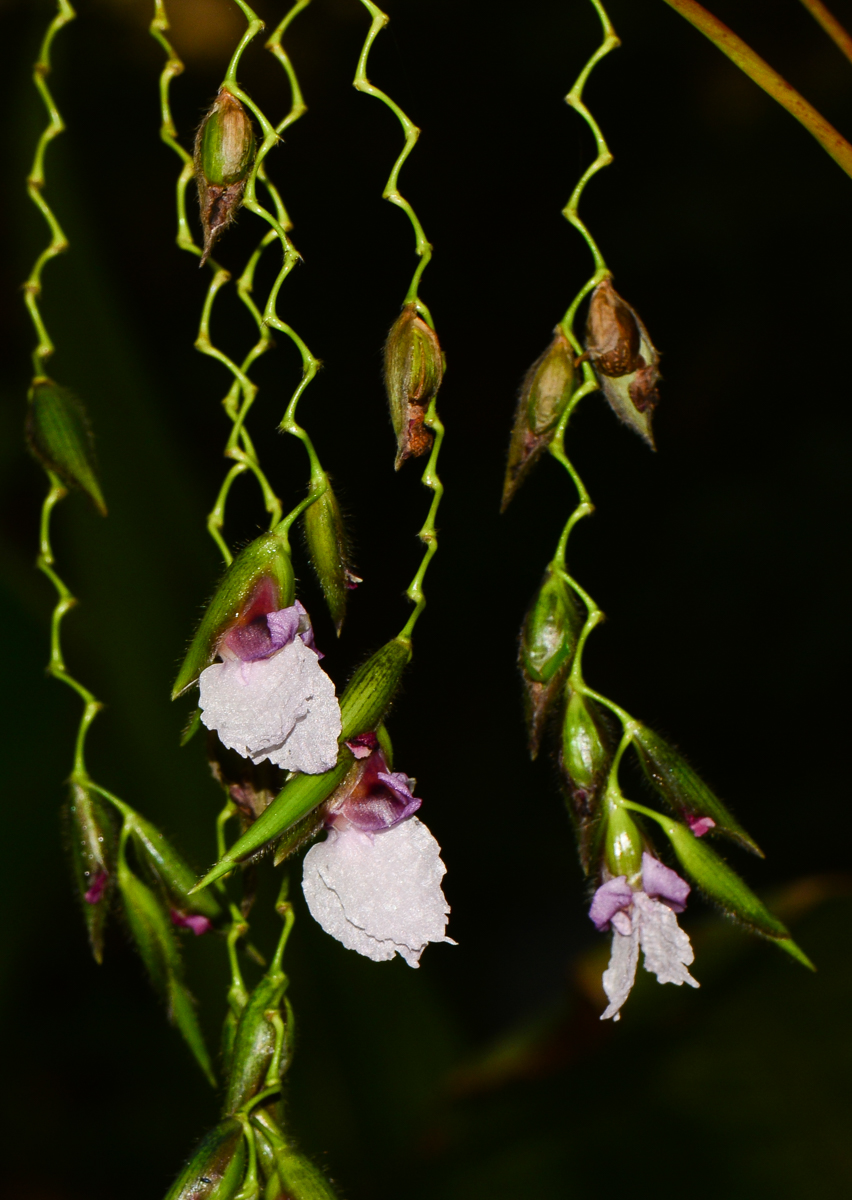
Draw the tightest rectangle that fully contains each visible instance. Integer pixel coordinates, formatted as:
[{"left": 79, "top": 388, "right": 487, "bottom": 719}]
[
  {"left": 377, "top": 771, "right": 417, "bottom": 802},
  {"left": 641, "top": 852, "right": 690, "bottom": 912},
  {"left": 170, "top": 910, "right": 213, "bottom": 936},
  {"left": 84, "top": 870, "right": 108, "bottom": 905},
  {"left": 687, "top": 815, "right": 716, "bottom": 838},
  {"left": 589, "top": 876, "right": 633, "bottom": 931},
  {"left": 267, "top": 607, "right": 301, "bottom": 650}
]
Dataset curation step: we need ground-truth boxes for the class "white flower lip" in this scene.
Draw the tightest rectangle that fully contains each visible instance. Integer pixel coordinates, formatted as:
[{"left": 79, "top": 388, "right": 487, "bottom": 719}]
[
  {"left": 198, "top": 636, "right": 341, "bottom": 775},
  {"left": 301, "top": 816, "right": 455, "bottom": 967},
  {"left": 601, "top": 891, "right": 698, "bottom": 1021}
]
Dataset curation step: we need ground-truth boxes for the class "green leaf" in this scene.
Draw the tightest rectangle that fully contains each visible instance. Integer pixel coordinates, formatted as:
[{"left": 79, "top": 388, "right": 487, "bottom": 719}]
[
  {"left": 622, "top": 800, "right": 814, "bottom": 969},
  {"left": 118, "top": 860, "right": 215, "bottom": 1082},
  {"left": 26, "top": 379, "right": 106, "bottom": 514},
  {"left": 632, "top": 724, "right": 763, "bottom": 856},
  {"left": 172, "top": 533, "right": 295, "bottom": 698}
]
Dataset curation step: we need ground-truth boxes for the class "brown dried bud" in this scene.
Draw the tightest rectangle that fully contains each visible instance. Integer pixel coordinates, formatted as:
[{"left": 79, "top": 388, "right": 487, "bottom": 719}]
[
  {"left": 194, "top": 89, "right": 256, "bottom": 266},
  {"left": 383, "top": 304, "right": 444, "bottom": 469},
  {"left": 585, "top": 278, "right": 661, "bottom": 448},
  {"left": 502, "top": 330, "right": 575, "bottom": 510}
]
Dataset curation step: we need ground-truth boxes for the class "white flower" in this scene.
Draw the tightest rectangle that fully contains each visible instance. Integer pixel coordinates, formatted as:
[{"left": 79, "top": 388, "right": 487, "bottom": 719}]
[
  {"left": 601, "top": 891, "right": 699, "bottom": 1021},
  {"left": 198, "top": 636, "right": 341, "bottom": 775},
  {"left": 301, "top": 816, "right": 454, "bottom": 967}
]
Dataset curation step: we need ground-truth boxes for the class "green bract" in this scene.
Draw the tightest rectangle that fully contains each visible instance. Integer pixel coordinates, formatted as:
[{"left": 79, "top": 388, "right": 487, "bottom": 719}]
[
  {"left": 623, "top": 801, "right": 813, "bottom": 968},
  {"left": 603, "top": 794, "right": 644, "bottom": 879},
  {"left": 303, "top": 478, "right": 356, "bottom": 634},
  {"left": 383, "top": 304, "right": 443, "bottom": 469},
  {"left": 632, "top": 724, "right": 763, "bottom": 856},
  {"left": 521, "top": 568, "right": 582, "bottom": 684},
  {"left": 502, "top": 330, "right": 576, "bottom": 509},
  {"left": 163, "top": 1119, "right": 246, "bottom": 1200},
  {"left": 26, "top": 379, "right": 106, "bottom": 514},
  {"left": 128, "top": 814, "right": 222, "bottom": 921},
  {"left": 172, "top": 532, "right": 295, "bottom": 699},
  {"left": 117, "top": 857, "right": 215, "bottom": 1081},
  {"left": 559, "top": 689, "right": 611, "bottom": 873},
  {"left": 223, "top": 972, "right": 288, "bottom": 1115},
  {"left": 63, "top": 782, "right": 117, "bottom": 964}
]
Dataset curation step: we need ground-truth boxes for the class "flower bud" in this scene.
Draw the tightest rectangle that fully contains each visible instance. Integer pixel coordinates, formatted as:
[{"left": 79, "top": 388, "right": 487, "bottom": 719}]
[
  {"left": 559, "top": 689, "right": 612, "bottom": 873},
  {"left": 304, "top": 479, "right": 360, "bottom": 635},
  {"left": 172, "top": 533, "right": 295, "bottom": 698},
  {"left": 164, "top": 1119, "right": 247, "bottom": 1200},
  {"left": 632, "top": 724, "right": 762, "bottom": 856},
  {"left": 222, "top": 972, "right": 289, "bottom": 1115},
  {"left": 128, "top": 814, "right": 222, "bottom": 922},
  {"left": 195, "top": 90, "right": 256, "bottom": 266},
  {"left": 603, "top": 798, "right": 644, "bottom": 879},
  {"left": 25, "top": 379, "right": 106, "bottom": 514},
  {"left": 501, "top": 330, "right": 575, "bottom": 510},
  {"left": 625, "top": 802, "right": 813, "bottom": 968},
  {"left": 63, "top": 783, "right": 117, "bottom": 964},
  {"left": 520, "top": 569, "right": 583, "bottom": 758},
  {"left": 339, "top": 637, "right": 411, "bottom": 740},
  {"left": 585, "top": 278, "right": 661, "bottom": 448},
  {"left": 118, "top": 860, "right": 214, "bottom": 1082},
  {"left": 383, "top": 304, "right": 444, "bottom": 469}
]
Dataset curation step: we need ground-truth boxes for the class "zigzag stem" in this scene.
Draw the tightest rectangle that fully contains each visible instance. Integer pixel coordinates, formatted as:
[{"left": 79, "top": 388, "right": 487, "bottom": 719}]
[
  {"left": 353, "top": 0, "right": 433, "bottom": 312},
  {"left": 548, "top": 0, "right": 639, "bottom": 762},
  {"left": 151, "top": 0, "right": 321, "bottom": 565},
  {"left": 353, "top": 0, "right": 444, "bottom": 642},
  {"left": 24, "top": 2, "right": 105, "bottom": 784}
]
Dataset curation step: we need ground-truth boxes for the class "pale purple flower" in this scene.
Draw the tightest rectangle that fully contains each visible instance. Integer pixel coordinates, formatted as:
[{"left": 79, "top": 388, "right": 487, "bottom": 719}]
[
  {"left": 329, "top": 742, "right": 421, "bottom": 833},
  {"left": 170, "top": 910, "right": 213, "bottom": 937},
  {"left": 590, "top": 851, "right": 698, "bottom": 1020},
  {"left": 199, "top": 603, "right": 341, "bottom": 775},
  {"left": 687, "top": 815, "right": 716, "bottom": 837}
]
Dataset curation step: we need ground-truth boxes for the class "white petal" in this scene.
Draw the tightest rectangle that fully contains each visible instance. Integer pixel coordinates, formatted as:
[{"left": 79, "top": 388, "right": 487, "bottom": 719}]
[
  {"left": 198, "top": 638, "right": 341, "bottom": 774},
  {"left": 634, "top": 892, "right": 699, "bottom": 989},
  {"left": 600, "top": 924, "right": 640, "bottom": 1021},
  {"left": 301, "top": 817, "right": 453, "bottom": 967}
]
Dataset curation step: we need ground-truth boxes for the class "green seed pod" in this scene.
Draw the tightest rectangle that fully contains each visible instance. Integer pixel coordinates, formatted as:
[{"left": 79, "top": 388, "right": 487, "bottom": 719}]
[
  {"left": 163, "top": 1119, "right": 247, "bottom": 1200},
  {"left": 118, "top": 860, "right": 214, "bottom": 1083},
  {"left": 195, "top": 89, "right": 256, "bottom": 266},
  {"left": 304, "top": 479, "right": 359, "bottom": 635},
  {"left": 604, "top": 797, "right": 644, "bottom": 880},
  {"left": 339, "top": 637, "right": 411, "bottom": 740},
  {"left": 383, "top": 304, "right": 444, "bottom": 469},
  {"left": 172, "top": 532, "right": 295, "bottom": 699},
  {"left": 63, "top": 782, "right": 117, "bottom": 964},
  {"left": 632, "top": 724, "right": 762, "bottom": 856},
  {"left": 222, "top": 972, "right": 287, "bottom": 1115},
  {"left": 559, "top": 689, "right": 612, "bottom": 874},
  {"left": 585, "top": 278, "right": 661, "bottom": 448},
  {"left": 501, "top": 330, "right": 575, "bottom": 510},
  {"left": 625, "top": 803, "right": 813, "bottom": 968},
  {"left": 519, "top": 569, "right": 583, "bottom": 758},
  {"left": 128, "top": 815, "right": 222, "bottom": 922},
  {"left": 25, "top": 379, "right": 106, "bottom": 514}
]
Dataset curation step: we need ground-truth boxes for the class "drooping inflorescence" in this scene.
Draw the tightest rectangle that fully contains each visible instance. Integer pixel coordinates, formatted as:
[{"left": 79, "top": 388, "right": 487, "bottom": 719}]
[{"left": 502, "top": 0, "right": 812, "bottom": 1022}]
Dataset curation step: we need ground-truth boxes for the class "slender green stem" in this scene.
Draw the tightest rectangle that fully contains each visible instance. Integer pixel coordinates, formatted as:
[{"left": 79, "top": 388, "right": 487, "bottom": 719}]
[
  {"left": 661, "top": 0, "right": 852, "bottom": 180},
  {"left": 798, "top": 0, "right": 852, "bottom": 65},
  {"left": 353, "top": 0, "right": 433, "bottom": 306},
  {"left": 399, "top": 401, "right": 445, "bottom": 643}
]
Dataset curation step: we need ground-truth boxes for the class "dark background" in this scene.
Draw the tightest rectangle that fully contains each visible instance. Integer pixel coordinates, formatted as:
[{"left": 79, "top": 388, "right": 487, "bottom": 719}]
[{"left": 2, "top": 0, "right": 852, "bottom": 1196}]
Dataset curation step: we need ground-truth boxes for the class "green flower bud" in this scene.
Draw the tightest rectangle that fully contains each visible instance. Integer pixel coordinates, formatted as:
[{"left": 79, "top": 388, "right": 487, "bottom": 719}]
[
  {"left": 163, "top": 1119, "right": 246, "bottom": 1200},
  {"left": 192, "top": 639, "right": 411, "bottom": 890},
  {"left": 501, "top": 330, "right": 576, "bottom": 510},
  {"left": 128, "top": 814, "right": 222, "bottom": 922},
  {"left": 172, "top": 533, "right": 295, "bottom": 699},
  {"left": 25, "top": 379, "right": 106, "bottom": 514},
  {"left": 383, "top": 304, "right": 444, "bottom": 469},
  {"left": 519, "top": 569, "right": 583, "bottom": 758},
  {"left": 632, "top": 724, "right": 762, "bottom": 856},
  {"left": 222, "top": 972, "right": 289, "bottom": 1115},
  {"left": 603, "top": 796, "right": 644, "bottom": 879},
  {"left": 559, "top": 689, "right": 612, "bottom": 873},
  {"left": 623, "top": 801, "right": 813, "bottom": 968},
  {"left": 585, "top": 278, "right": 661, "bottom": 449},
  {"left": 194, "top": 89, "right": 256, "bottom": 266},
  {"left": 118, "top": 859, "right": 215, "bottom": 1082},
  {"left": 303, "top": 479, "right": 360, "bottom": 635},
  {"left": 63, "top": 783, "right": 117, "bottom": 964}
]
